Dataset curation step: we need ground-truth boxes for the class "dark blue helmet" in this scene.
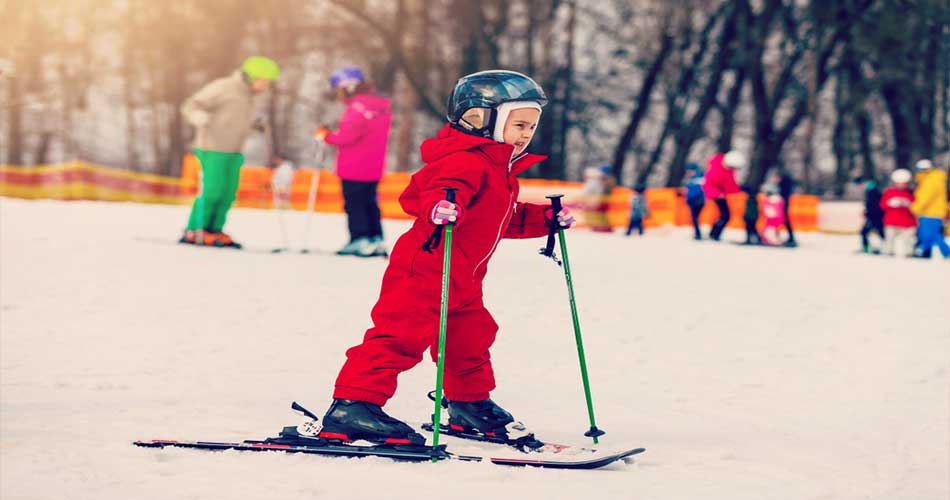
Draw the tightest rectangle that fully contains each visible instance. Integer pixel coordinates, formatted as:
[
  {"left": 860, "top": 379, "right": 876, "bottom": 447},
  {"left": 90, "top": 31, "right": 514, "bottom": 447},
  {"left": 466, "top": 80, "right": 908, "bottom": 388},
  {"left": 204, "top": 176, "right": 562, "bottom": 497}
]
[
  {"left": 329, "top": 66, "right": 366, "bottom": 89},
  {"left": 446, "top": 70, "right": 547, "bottom": 139}
]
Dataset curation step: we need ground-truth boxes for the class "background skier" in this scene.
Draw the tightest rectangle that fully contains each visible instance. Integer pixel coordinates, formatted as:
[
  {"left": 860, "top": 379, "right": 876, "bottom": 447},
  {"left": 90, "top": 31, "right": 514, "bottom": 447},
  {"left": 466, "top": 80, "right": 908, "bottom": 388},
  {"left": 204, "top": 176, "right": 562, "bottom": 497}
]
[
  {"left": 881, "top": 169, "right": 917, "bottom": 257},
  {"left": 179, "top": 56, "right": 280, "bottom": 248},
  {"left": 314, "top": 66, "right": 392, "bottom": 257},
  {"left": 910, "top": 159, "right": 950, "bottom": 259},
  {"left": 625, "top": 185, "right": 649, "bottom": 237},
  {"left": 684, "top": 162, "right": 706, "bottom": 240},
  {"left": 859, "top": 178, "right": 885, "bottom": 254},
  {"left": 741, "top": 184, "right": 761, "bottom": 245},
  {"left": 703, "top": 151, "right": 744, "bottom": 241}
]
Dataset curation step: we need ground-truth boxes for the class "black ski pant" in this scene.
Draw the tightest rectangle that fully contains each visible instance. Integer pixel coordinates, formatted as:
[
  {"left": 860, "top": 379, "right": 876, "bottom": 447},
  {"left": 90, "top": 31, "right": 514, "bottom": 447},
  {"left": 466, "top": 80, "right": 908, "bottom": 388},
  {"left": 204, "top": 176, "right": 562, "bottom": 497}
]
[
  {"left": 709, "top": 198, "right": 730, "bottom": 241},
  {"left": 688, "top": 202, "right": 704, "bottom": 239},
  {"left": 626, "top": 217, "right": 644, "bottom": 236},
  {"left": 783, "top": 203, "right": 795, "bottom": 243},
  {"left": 342, "top": 180, "right": 382, "bottom": 242},
  {"left": 744, "top": 220, "right": 761, "bottom": 244},
  {"left": 860, "top": 218, "right": 884, "bottom": 250}
]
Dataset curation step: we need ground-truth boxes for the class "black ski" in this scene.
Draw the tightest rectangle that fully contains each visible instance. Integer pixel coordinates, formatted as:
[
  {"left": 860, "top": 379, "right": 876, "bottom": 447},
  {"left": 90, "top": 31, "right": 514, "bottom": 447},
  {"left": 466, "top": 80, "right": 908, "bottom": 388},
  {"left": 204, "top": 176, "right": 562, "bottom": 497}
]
[
  {"left": 134, "top": 435, "right": 644, "bottom": 469},
  {"left": 134, "top": 401, "right": 645, "bottom": 469}
]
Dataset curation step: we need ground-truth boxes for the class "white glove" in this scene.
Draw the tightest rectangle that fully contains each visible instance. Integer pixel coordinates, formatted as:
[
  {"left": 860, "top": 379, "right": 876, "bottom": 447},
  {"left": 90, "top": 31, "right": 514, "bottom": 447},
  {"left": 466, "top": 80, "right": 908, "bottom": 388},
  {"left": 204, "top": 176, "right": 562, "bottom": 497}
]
[
  {"left": 886, "top": 198, "right": 906, "bottom": 208},
  {"left": 272, "top": 161, "right": 295, "bottom": 191}
]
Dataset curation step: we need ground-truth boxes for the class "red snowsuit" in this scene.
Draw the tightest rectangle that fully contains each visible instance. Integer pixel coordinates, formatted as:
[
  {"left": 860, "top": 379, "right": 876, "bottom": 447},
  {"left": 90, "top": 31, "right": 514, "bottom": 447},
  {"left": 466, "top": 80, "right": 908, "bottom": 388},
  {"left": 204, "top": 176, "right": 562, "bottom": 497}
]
[{"left": 333, "top": 125, "right": 551, "bottom": 406}]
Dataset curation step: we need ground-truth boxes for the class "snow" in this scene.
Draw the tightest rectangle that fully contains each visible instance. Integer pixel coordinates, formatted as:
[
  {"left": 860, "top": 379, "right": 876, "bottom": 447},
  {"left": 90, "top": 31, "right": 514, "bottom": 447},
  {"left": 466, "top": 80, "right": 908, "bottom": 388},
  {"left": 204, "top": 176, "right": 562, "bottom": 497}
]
[{"left": 1, "top": 198, "right": 947, "bottom": 500}]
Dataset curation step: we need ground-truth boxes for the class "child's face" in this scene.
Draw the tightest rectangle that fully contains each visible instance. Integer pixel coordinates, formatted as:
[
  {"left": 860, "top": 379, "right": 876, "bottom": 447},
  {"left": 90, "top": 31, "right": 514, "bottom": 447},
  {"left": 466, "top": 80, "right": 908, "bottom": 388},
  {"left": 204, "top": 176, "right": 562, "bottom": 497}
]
[
  {"left": 895, "top": 181, "right": 909, "bottom": 189},
  {"left": 251, "top": 79, "right": 272, "bottom": 94},
  {"left": 502, "top": 108, "right": 540, "bottom": 156}
]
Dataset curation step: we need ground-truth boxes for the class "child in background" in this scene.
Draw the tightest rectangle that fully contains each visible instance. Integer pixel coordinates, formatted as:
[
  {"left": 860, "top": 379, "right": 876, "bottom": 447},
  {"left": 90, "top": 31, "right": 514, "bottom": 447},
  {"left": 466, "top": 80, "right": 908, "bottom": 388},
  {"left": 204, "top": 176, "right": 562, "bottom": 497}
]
[
  {"left": 703, "top": 151, "right": 745, "bottom": 241},
  {"left": 684, "top": 163, "right": 706, "bottom": 240},
  {"left": 910, "top": 159, "right": 950, "bottom": 259},
  {"left": 741, "top": 185, "right": 761, "bottom": 245},
  {"left": 582, "top": 166, "right": 616, "bottom": 232},
  {"left": 625, "top": 185, "right": 649, "bottom": 236},
  {"left": 859, "top": 178, "right": 885, "bottom": 254},
  {"left": 760, "top": 184, "right": 786, "bottom": 246},
  {"left": 880, "top": 169, "right": 917, "bottom": 257}
]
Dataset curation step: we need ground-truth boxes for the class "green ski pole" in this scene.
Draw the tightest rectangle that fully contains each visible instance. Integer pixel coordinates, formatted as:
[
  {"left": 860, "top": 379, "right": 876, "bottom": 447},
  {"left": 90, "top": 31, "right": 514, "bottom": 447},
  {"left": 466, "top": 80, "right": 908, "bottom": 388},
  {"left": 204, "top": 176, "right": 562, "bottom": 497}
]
[
  {"left": 431, "top": 187, "right": 458, "bottom": 461},
  {"left": 540, "top": 194, "right": 604, "bottom": 444}
]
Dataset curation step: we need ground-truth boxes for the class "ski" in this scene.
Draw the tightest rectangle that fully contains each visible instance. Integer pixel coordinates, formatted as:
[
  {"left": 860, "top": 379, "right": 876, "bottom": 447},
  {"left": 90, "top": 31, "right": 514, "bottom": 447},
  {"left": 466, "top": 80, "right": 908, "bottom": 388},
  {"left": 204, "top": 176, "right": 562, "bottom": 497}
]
[
  {"left": 134, "top": 401, "right": 645, "bottom": 469},
  {"left": 133, "top": 434, "right": 644, "bottom": 469}
]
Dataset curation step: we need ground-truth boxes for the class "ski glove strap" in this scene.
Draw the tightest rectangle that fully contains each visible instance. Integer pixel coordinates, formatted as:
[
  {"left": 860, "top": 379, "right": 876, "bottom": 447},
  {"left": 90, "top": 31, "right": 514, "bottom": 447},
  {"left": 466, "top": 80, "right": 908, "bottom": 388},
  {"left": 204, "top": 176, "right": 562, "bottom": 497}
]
[{"left": 422, "top": 226, "right": 444, "bottom": 253}]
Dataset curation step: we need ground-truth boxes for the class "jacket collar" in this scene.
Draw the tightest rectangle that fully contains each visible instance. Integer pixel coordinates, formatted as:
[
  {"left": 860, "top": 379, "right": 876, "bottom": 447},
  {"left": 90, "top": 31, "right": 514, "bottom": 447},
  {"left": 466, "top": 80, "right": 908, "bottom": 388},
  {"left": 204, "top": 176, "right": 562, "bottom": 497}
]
[{"left": 422, "top": 124, "right": 546, "bottom": 175}]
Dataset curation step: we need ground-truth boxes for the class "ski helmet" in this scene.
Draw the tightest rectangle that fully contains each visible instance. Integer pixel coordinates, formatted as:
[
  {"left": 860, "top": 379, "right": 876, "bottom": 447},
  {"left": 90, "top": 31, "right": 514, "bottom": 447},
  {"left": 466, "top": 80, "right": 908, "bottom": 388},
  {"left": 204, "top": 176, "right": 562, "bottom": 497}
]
[
  {"left": 330, "top": 66, "right": 366, "bottom": 90},
  {"left": 915, "top": 159, "right": 933, "bottom": 171},
  {"left": 723, "top": 150, "right": 747, "bottom": 169},
  {"left": 446, "top": 70, "right": 548, "bottom": 142},
  {"left": 891, "top": 169, "right": 912, "bottom": 184},
  {"left": 242, "top": 56, "right": 280, "bottom": 81}
]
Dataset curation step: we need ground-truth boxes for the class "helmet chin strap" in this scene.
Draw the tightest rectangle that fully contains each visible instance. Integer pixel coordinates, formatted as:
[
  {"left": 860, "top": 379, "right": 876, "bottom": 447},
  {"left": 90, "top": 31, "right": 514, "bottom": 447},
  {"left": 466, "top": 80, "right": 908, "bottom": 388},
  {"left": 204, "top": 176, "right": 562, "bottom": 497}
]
[{"left": 492, "top": 101, "right": 542, "bottom": 143}]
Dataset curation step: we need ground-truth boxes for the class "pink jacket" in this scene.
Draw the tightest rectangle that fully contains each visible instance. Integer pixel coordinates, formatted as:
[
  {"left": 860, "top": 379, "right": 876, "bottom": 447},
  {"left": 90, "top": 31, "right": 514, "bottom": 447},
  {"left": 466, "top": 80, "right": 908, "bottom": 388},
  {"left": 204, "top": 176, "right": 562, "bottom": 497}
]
[
  {"left": 762, "top": 196, "right": 786, "bottom": 226},
  {"left": 324, "top": 94, "right": 392, "bottom": 181},
  {"left": 702, "top": 153, "right": 741, "bottom": 199}
]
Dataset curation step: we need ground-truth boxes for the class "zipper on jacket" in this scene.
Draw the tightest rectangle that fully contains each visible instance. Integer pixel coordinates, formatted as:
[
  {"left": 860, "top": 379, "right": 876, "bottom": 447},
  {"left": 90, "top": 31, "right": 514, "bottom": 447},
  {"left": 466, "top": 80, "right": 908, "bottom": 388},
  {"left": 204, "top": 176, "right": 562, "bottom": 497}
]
[{"left": 472, "top": 153, "right": 524, "bottom": 277}]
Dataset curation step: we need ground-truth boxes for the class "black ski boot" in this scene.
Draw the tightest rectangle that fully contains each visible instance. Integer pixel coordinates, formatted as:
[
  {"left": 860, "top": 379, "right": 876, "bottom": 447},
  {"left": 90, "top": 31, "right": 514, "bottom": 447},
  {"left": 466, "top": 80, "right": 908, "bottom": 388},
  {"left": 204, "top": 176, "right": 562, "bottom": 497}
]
[
  {"left": 318, "top": 399, "right": 425, "bottom": 446},
  {"left": 446, "top": 398, "right": 542, "bottom": 448}
]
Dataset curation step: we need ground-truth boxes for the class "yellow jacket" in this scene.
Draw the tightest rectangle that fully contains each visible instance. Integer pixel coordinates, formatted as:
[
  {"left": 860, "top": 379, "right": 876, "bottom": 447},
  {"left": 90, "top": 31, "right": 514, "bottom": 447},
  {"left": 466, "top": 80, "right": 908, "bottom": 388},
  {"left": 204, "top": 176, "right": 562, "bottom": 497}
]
[{"left": 911, "top": 169, "right": 948, "bottom": 218}]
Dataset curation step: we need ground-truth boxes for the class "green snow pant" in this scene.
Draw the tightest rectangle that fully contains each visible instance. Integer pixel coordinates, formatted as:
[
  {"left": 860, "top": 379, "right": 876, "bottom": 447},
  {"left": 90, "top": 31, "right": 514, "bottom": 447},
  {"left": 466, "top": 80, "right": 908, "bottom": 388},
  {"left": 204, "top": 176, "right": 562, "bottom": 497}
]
[{"left": 186, "top": 149, "right": 244, "bottom": 232}]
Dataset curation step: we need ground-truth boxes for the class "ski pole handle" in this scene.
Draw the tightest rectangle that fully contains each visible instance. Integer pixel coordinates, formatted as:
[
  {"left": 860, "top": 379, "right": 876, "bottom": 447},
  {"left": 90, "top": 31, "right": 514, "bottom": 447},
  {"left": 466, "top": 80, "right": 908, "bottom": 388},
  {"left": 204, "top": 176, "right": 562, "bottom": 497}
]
[
  {"left": 443, "top": 187, "right": 458, "bottom": 205},
  {"left": 540, "top": 194, "right": 564, "bottom": 263},
  {"left": 546, "top": 194, "right": 564, "bottom": 222}
]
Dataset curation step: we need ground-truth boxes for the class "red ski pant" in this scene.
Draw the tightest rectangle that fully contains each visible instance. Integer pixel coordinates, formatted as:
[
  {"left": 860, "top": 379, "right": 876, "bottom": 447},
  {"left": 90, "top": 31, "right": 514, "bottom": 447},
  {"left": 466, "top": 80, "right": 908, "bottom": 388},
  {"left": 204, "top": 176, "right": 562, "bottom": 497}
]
[{"left": 333, "top": 268, "right": 498, "bottom": 407}]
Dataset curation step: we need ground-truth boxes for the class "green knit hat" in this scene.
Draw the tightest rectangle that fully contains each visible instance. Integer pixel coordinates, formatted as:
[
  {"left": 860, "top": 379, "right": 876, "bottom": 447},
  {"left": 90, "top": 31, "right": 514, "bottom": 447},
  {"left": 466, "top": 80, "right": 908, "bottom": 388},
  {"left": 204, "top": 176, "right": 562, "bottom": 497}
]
[{"left": 242, "top": 56, "right": 280, "bottom": 81}]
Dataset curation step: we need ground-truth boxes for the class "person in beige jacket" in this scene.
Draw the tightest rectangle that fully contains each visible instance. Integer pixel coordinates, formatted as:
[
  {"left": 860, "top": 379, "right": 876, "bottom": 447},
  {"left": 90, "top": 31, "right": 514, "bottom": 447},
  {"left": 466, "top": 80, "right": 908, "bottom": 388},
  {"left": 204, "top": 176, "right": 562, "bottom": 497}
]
[{"left": 179, "top": 56, "right": 280, "bottom": 248}]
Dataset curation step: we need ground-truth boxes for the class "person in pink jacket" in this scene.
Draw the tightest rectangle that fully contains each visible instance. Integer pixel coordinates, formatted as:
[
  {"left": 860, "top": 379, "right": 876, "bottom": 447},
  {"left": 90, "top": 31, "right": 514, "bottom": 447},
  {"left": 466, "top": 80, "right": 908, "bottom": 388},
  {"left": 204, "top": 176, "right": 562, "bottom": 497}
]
[
  {"left": 760, "top": 184, "right": 787, "bottom": 246},
  {"left": 702, "top": 151, "right": 745, "bottom": 240},
  {"left": 315, "top": 66, "right": 393, "bottom": 257}
]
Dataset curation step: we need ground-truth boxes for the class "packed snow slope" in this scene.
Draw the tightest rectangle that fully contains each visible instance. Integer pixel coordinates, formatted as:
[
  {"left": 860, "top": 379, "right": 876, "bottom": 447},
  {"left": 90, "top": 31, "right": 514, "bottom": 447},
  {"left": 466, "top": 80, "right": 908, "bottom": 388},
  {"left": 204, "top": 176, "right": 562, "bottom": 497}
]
[{"left": 1, "top": 198, "right": 947, "bottom": 500}]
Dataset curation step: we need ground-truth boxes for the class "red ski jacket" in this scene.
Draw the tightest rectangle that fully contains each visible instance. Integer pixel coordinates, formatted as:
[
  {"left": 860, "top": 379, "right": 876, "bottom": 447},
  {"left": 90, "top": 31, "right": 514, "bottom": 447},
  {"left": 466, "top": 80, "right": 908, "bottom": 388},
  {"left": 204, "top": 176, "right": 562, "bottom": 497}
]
[
  {"left": 880, "top": 188, "right": 917, "bottom": 228},
  {"left": 390, "top": 124, "right": 551, "bottom": 297}
]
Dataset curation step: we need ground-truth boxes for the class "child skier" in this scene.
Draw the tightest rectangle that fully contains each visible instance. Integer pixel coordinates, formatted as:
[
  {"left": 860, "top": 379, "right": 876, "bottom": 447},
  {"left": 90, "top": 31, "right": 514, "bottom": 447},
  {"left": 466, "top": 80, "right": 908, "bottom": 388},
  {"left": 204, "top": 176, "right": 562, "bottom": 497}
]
[
  {"left": 625, "top": 185, "right": 649, "bottom": 236},
  {"left": 314, "top": 67, "right": 392, "bottom": 257},
  {"left": 179, "top": 56, "right": 280, "bottom": 248},
  {"left": 582, "top": 166, "right": 616, "bottom": 232},
  {"left": 703, "top": 151, "right": 744, "bottom": 241},
  {"left": 859, "top": 178, "right": 885, "bottom": 254},
  {"left": 314, "top": 71, "right": 575, "bottom": 445},
  {"left": 880, "top": 169, "right": 917, "bottom": 257},
  {"left": 910, "top": 159, "right": 950, "bottom": 259},
  {"left": 684, "top": 163, "right": 705, "bottom": 240},
  {"left": 741, "top": 185, "right": 761, "bottom": 245},
  {"left": 760, "top": 184, "right": 786, "bottom": 246}
]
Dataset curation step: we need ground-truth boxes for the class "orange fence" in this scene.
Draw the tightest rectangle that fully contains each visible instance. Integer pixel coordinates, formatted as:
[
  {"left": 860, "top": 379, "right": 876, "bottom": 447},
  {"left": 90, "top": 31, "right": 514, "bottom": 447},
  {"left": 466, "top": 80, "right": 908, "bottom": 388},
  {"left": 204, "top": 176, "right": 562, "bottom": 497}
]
[
  {"left": 2, "top": 155, "right": 820, "bottom": 231},
  {"left": 0, "top": 161, "right": 183, "bottom": 204}
]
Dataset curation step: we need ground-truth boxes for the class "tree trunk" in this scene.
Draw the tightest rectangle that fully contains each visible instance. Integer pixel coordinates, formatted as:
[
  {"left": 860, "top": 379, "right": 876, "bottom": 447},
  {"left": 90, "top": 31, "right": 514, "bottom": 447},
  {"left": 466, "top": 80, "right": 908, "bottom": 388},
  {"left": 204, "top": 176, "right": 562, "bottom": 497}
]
[
  {"left": 6, "top": 71, "right": 23, "bottom": 164},
  {"left": 665, "top": 2, "right": 743, "bottom": 187},
  {"left": 609, "top": 32, "right": 674, "bottom": 182},
  {"left": 716, "top": 67, "right": 746, "bottom": 152},
  {"left": 799, "top": 51, "right": 818, "bottom": 194},
  {"left": 556, "top": 0, "right": 575, "bottom": 180}
]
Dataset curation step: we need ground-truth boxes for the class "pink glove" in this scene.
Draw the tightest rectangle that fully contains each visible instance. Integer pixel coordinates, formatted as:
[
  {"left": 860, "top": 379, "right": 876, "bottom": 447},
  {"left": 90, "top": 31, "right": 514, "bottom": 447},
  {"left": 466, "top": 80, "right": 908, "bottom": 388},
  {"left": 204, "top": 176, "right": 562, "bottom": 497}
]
[
  {"left": 430, "top": 200, "right": 459, "bottom": 225},
  {"left": 544, "top": 207, "right": 576, "bottom": 228}
]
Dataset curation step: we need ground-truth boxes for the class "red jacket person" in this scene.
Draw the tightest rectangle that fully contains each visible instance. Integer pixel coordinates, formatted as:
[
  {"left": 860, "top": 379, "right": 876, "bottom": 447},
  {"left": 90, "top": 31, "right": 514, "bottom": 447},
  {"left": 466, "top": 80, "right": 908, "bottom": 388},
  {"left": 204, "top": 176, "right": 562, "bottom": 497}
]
[{"left": 315, "top": 70, "right": 576, "bottom": 446}]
